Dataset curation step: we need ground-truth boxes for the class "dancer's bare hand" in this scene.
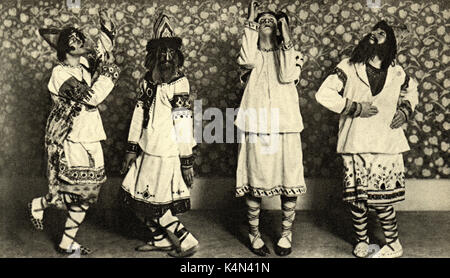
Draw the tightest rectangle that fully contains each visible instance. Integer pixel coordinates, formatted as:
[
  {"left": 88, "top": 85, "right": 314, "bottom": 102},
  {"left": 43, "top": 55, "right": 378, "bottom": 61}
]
[
  {"left": 278, "top": 16, "right": 291, "bottom": 43},
  {"left": 359, "top": 102, "right": 378, "bottom": 118},
  {"left": 121, "top": 152, "right": 137, "bottom": 175},
  {"left": 99, "top": 8, "right": 113, "bottom": 31},
  {"left": 182, "top": 167, "right": 194, "bottom": 188},
  {"left": 390, "top": 110, "right": 406, "bottom": 129},
  {"left": 248, "top": 0, "right": 260, "bottom": 21}
]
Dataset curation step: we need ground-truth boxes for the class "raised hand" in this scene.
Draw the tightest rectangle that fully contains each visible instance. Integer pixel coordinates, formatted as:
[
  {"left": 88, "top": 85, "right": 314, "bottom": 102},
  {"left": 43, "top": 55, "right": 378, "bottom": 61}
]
[
  {"left": 278, "top": 16, "right": 291, "bottom": 43},
  {"left": 248, "top": 0, "right": 260, "bottom": 21},
  {"left": 99, "top": 8, "right": 112, "bottom": 31}
]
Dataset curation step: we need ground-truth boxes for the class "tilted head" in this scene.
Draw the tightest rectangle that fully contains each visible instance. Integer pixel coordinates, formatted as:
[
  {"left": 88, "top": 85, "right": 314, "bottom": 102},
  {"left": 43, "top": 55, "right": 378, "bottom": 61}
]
[
  {"left": 350, "top": 20, "right": 397, "bottom": 70},
  {"left": 56, "top": 27, "right": 87, "bottom": 62}
]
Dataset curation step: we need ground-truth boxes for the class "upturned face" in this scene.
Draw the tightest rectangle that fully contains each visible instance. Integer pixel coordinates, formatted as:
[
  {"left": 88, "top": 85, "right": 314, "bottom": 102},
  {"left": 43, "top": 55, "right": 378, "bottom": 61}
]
[
  {"left": 68, "top": 31, "right": 84, "bottom": 53},
  {"left": 258, "top": 14, "right": 277, "bottom": 36},
  {"left": 369, "top": 28, "right": 387, "bottom": 45}
]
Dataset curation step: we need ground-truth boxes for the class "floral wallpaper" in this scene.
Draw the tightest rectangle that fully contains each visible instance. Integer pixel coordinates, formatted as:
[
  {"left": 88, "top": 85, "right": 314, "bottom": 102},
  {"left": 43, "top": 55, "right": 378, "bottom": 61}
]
[{"left": 0, "top": 0, "right": 448, "bottom": 179}]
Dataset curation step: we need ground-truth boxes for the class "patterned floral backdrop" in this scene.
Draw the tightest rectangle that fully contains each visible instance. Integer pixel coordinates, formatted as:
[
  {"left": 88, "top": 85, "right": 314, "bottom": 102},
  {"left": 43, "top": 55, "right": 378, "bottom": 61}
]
[{"left": 0, "top": 0, "right": 448, "bottom": 179}]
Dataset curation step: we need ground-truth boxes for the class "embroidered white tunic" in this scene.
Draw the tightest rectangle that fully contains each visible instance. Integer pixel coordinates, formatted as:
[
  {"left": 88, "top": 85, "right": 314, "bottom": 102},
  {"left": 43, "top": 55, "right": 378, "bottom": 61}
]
[
  {"left": 235, "top": 21, "right": 305, "bottom": 134},
  {"left": 47, "top": 56, "right": 115, "bottom": 143},
  {"left": 126, "top": 76, "right": 196, "bottom": 157},
  {"left": 315, "top": 58, "right": 419, "bottom": 154}
]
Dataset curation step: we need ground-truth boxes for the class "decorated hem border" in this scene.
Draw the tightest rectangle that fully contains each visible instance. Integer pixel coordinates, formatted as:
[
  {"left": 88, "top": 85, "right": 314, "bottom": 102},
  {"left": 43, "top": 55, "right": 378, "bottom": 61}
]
[
  {"left": 343, "top": 188, "right": 405, "bottom": 205},
  {"left": 121, "top": 189, "right": 191, "bottom": 218},
  {"left": 236, "top": 184, "right": 307, "bottom": 198},
  {"left": 58, "top": 164, "right": 106, "bottom": 185}
]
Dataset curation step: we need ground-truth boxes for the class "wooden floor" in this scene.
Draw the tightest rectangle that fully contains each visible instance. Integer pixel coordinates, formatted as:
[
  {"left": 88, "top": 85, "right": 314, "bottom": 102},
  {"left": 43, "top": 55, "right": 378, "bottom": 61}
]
[{"left": 1, "top": 208, "right": 449, "bottom": 258}]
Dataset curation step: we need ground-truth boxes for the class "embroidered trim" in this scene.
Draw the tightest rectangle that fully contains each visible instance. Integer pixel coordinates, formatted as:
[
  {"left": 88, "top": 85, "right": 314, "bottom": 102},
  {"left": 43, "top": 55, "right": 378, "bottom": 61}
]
[
  {"left": 122, "top": 189, "right": 191, "bottom": 218},
  {"left": 236, "top": 184, "right": 306, "bottom": 197},
  {"left": 244, "top": 20, "right": 259, "bottom": 31},
  {"left": 341, "top": 99, "right": 354, "bottom": 116},
  {"left": 127, "top": 142, "right": 140, "bottom": 153},
  {"left": 330, "top": 67, "right": 347, "bottom": 96},
  {"left": 170, "top": 95, "right": 191, "bottom": 109},
  {"left": 98, "top": 63, "right": 121, "bottom": 84},
  {"left": 281, "top": 40, "right": 294, "bottom": 51},
  {"left": 58, "top": 163, "right": 106, "bottom": 185},
  {"left": 343, "top": 188, "right": 405, "bottom": 205},
  {"left": 180, "top": 155, "right": 194, "bottom": 168},
  {"left": 172, "top": 109, "right": 193, "bottom": 120},
  {"left": 398, "top": 100, "right": 412, "bottom": 121}
]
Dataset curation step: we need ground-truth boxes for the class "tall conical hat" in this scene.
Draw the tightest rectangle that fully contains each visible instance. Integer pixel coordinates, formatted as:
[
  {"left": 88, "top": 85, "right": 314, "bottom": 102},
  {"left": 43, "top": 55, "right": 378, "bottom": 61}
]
[{"left": 146, "top": 13, "right": 182, "bottom": 53}]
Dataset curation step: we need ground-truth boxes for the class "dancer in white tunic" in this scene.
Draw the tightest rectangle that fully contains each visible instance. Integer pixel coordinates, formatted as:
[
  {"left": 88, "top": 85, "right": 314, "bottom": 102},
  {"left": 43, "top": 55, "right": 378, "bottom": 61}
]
[
  {"left": 121, "top": 14, "right": 198, "bottom": 258},
  {"left": 28, "top": 10, "right": 120, "bottom": 255},
  {"left": 315, "top": 20, "right": 419, "bottom": 258},
  {"left": 235, "top": 1, "right": 306, "bottom": 256}
]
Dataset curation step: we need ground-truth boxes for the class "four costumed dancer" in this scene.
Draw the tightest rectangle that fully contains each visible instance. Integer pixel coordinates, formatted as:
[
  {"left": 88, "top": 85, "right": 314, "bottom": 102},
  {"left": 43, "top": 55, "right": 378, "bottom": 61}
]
[{"left": 28, "top": 2, "right": 419, "bottom": 258}]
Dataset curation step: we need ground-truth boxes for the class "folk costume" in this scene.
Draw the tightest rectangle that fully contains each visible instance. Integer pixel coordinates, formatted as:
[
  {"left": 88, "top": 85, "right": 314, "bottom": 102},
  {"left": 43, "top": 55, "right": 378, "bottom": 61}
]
[
  {"left": 235, "top": 9, "right": 306, "bottom": 256},
  {"left": 29, "top": 11, "right": 120, "bottom": 255},
  {"left": 315, "top": 21, "right": 419, "bottom": 258},
  {"left": 121, "top": 14, "right": 198, "bottom": 257}
]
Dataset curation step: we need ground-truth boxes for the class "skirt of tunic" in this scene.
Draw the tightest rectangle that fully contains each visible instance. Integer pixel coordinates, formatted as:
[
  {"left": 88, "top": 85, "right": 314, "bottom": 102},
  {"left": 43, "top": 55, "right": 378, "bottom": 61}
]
[
  {"left": 121, "top": 152, "right": 191, "bottom": 218},
  {"left": 47, "top": 140, "right": 106, "bottom": 209},
  {"left": 342, "top": 153, "right": 406, "bottom": 205},
  {"left": 236, "top": 132, "right": 306, "bottom": 197}
]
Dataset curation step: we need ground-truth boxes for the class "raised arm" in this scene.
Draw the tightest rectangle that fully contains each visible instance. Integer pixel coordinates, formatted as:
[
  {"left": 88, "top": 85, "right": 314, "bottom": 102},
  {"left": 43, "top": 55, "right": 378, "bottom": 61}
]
[
  {"left": 237, "top": 21, "right": 260, "bottom": 69},
  {"left": 277, "top": 15, "right": 301, "bottom": 83},
  {"left": 84, "top": 63, "right": 120, "bottom": 106}
]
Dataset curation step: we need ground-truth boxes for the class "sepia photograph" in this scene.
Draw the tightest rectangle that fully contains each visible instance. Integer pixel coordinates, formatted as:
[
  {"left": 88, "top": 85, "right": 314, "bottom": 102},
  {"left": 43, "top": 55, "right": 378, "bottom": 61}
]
[{"left": 0, "top": 0, "right": 448, "bottom": 270}]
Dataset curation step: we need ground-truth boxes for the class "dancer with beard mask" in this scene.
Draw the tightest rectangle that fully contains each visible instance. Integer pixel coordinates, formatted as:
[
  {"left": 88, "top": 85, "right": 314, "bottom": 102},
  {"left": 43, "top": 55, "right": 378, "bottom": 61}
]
[
  {"left": 120, "top": 14, "right": 198, "bottom": 258},
  {"left": 28, "top": 10, "right": 120, "bottom": 255},
  {"left": 315, "top": 21, "right": 419, "bottom": 258},
  {"left": 235, "top": 1, "right": 306, "bottom": 257}
]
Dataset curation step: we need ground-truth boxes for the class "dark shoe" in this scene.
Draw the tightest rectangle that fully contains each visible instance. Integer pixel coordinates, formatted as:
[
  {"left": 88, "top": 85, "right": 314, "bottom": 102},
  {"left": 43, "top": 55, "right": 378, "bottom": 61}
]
[
  {"left": 168, "top": 244, "right": 199, "bottom": 258},
  {"left": 250, "top": 244, "right": 270, "bottom": 256},
  {"left": 274, "top": 244, "right": 292, "bottom": 256},
  {"left": 135, "top": 241, "right": 173, "bottom": 252}
]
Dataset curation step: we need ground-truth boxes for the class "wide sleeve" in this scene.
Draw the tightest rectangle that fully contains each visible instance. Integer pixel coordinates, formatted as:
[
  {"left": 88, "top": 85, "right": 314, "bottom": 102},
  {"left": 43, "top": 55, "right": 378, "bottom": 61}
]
[
  {"left": 126, "top": 80, "right": 147, "bottom": 153},
  {"left": 278, "top": 43, "right": 303, "bottom": 84},
  {"left": 84, "top": 63, "right": 120, "bottom": 106},
  {"left": 315, "top": 62, "right": 353, "bottom": 114},
  {"left": 237, "top": 20, "right": 259, "bottom": 69},
  {"left": 398, "top": 71, "right": 419, "bottom": 120},
  {"left": 170, "top": 78, "right": 196, "bottom": 168}
]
